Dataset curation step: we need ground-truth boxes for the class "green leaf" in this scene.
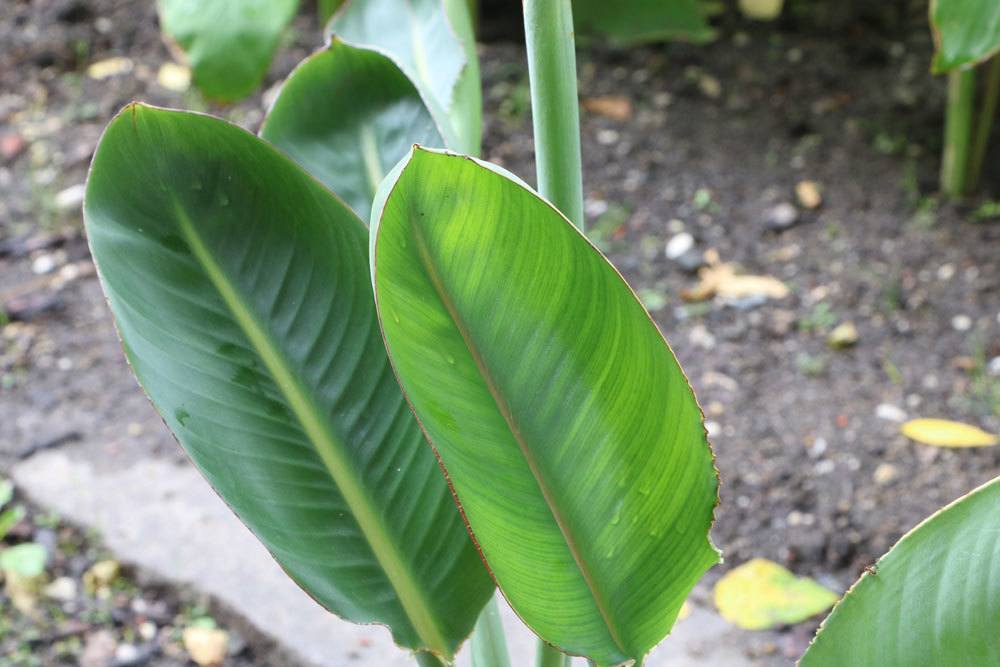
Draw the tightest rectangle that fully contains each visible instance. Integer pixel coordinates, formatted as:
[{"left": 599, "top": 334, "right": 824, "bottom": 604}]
[
  {"left": 800, "top": 476, "right": 1000, "bottom": 666},
  {"left": 83, "top": 106, "right": 492, "bottom": 658},
  {"left": 158, "top": 0, "right": 298, "bottom": 101},
  {"left": 371, "top": 148, "right": 720, "bottom": 665},
  {"left": 573, "top": 0, "right": 715, "bottom": 45},
  {"left": 0, "top": 506, "right": 26, "bottom": 541},
  {"left": 318, "top": 0, "right": 346, "bottom": 23},
  {"left": 0, "top": 479, "right": 13, "bottom": 508},
  {"left": 327, "top": 0, "right": 481, "bottom": 155},
  {"left": 261, "top": 39, "right": 448, "bottom": 223},
  {"left": 931, "top": 0, "right": 1000, "bottom": 72},
  {"left": 0, "top": 543, "right": 47, "bottom": 578}
]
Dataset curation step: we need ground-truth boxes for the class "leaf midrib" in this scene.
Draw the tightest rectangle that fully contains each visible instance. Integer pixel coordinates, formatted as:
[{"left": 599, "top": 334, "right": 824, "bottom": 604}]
[
  {"left": 408, "top": 217, "right": 630, "bottom": 658},
  {"left": 173, "top": 201, "right": 451, "bottom": 657}
]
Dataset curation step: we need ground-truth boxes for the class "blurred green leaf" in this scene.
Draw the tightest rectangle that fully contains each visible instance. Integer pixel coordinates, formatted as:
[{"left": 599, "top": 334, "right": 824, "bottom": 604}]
[
  {"left": 574, "top": 0, "right": 715, "bottom": 45},
  {"left": 931, "top": 0, "right": 1000, "bottom": 72},
  {"left": 0, "top": 543, "right": 47, "bottom": 578}
]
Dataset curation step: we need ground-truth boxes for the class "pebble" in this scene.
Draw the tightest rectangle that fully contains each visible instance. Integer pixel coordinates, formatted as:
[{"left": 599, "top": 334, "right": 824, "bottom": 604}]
[
  {"left": 795, "top": 181, "right": 823, "bottom": 209},
  {"left": 689, "top": 324, "right": 716, "bottom": 350},
  {"left": 44, "top": 576, "right": 77, "bottom": 602},
  {"left": 764, "top": 202, "right": 800, "bottom": 231},
  {"left": 827, "top": 321, "right": 859, "bottom": 349},
  {"left": 739, "top": 0, "right": 784, "bottom": 20},
  {"left": 54, "top": 183, "right": 86, "bottom": 211},
  {"left": 937, "top": 263, "right": 956, "bottom": 281},
  {"left": 157, "top": 62, "right": 191, "bottom": 92},
  {"left": 31, "top": 253, "right": 57, "bottom": 275},
  {"left": 698, "top": 74, "right": 723, "bottom": 99},
  {"left": 875, "top": 403, "right": 907, "bottom": 423},
  {"left": 596, "top": 129, "right": 620, "bottom": 146},
  {"left": 873, "top": 463, "right": 899, "bottom": 486},
  {"left": 704, "top": 420, "right": 721, "bottom": 437},
  {"left": 81, "top": 630, "right": 117, "bottom": 667},
  {"left": 951, "top": 314, "right": 972, "bottom": 332},
  {"left": 988, "top": 357, "right": 1000, "bottom": 377},
  {"left": 665, "top": 232, "right": 694, "bottom": 259},
  {"left": 183, "top": 627, "right": 230, "bottom": 667}
]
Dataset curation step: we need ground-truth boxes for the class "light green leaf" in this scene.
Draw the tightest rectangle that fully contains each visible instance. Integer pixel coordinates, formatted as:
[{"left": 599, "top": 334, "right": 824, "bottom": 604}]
[
  {"left": 158, "top": 0, "right": 299, "bottom": 101},
  {"left": 800, "top": 476, "right": 1000, "bottom": 666},
  {"left": 261, "top": 39, "right": 448, "bottom": 222},
  {"left": 0, "top": 479, "right": 13, "bottom": 508},
  {"left": 573, "top": 0, "right": 715, "bottom": 45},
  {"left": 371, "top": 148, "right": 720, "bottom": 665},
  {"left": 327, "top": 0, "right": 481, "bottom": 155},
  {"left": 83, "top": 106, "right": 492, "bottom": 658},
  {"left": 0, "top": 543, "right": 47, "bottom": 578},
  {"left": 0, "top": 506, "right": 26, "bottom": 541},
  {"left": 931, "top": 0, "right": 1000, "bottom": 72}
]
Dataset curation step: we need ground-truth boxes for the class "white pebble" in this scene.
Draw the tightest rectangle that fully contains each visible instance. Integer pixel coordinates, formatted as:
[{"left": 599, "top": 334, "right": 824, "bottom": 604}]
[
  {"left": 875, "top": 403, "right": 907, "bottom": 423},
  {"left": 665, "top": 232, "right": 695, "bottom": 259},
  {"left": 951, "top": 314, "right": 972, "bottom": 332}
]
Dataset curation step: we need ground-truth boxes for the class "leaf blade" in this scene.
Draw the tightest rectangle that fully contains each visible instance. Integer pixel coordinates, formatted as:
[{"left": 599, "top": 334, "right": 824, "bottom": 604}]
[
  {"left": 931, "top": 0, "right": 1000, "bottom": 72},
  {"left": 800, "top": 476, "right": 1000, "bottom": 666},
  {"left": 158, "top": 0, "right": 298, "bottom": 101},
  {"left": 84, "top": 106, "right": 492, "bottom": 657},
  {"left": 371, "top": 148, "right": 720, "bottom": 665},
  {"left": 261, "top": 39, "right": 448, "bottom": 222},
  {"left": 573, "top": 0, "right": 715, "bottom": 45}
]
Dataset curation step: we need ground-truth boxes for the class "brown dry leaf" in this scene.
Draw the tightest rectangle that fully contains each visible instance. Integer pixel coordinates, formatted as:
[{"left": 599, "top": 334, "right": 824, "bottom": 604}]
[
  {"left": 682, "top": 261, "right": 789, "bottom": 302},
  {"left": 901, "top": 419, "right": 999, "bottom": 448},
  {"left": 582, "top": 96, "right": 633, "bottom": 121}
]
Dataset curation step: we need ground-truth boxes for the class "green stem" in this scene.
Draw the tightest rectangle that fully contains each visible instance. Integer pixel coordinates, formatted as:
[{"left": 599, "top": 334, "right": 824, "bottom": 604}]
[
  {"left": 523, "top": 0, "right": 585, "bottom": 229},
  {"left": 535, "top": 640, "right": 571, "bottom": 667},
  {"left": 941, "top": 68, "right": 977, "bottom": 198},
  {"left": 415, "top": 652, "right": 445, "bottom": 667},
  {"left": 968, "top": 55, "right": 1000, "bottom": 192},
  {"left": 470, "top": 595, "right": 511, "bottom": 667}
]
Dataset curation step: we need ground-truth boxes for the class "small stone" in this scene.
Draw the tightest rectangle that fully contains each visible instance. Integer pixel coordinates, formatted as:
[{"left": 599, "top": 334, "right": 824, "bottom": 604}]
[
  {"left": 183, "top": 627, "right": 229, "bottom": 667},
  {"left": 81, "top": 630, "right": 118, "bottom": 667},
  {"left": 873, "top": 463, "right": 899, "bottom": 486},
  {"left": 138, "top": 621, "right": 158, "bottom": 641},
  {"left": 827, "top": 322, "right": 859, "bottom": 349},
  {"left": 739, "top": 0, "right": 784, "bottom": 20},
  {"left": 875, "top": 403, "right": 906, "bottom": 423},
  {"left": 1, "top": 133, "right": 26, "bottom": 162},
  {"left": 115, "top": 644, "right": 140, "bottom": 663},
  {"left": 764, "top": 203, "right": 800, "bottom": 231},
  {"left": 673, "top": 248, "right": 706, "bottom": 274},
  {"left": 667, "top": 218, "right": 686, "bottom": 234},
  {"left": 698, "top": 74, "right": 722, "bottom": 99},
  {"left": 988, "top": 357, "right": 1000, "bottom": 377},
  {"left": 31, "top": 253, "right": 57, "bottom": 275},
  {"left": 937, "top": 263, "right": 956, "bottom": 281},
  {"left": 157, "top": 62, "right": 191, "bottom": 92},
  {"left": 44, "top": 576, "right": 77, "bottom": 602},
  {"left": 808, "top": 437, "right": 828, "bottom": 458},
  {"left": 704, "top": 420, "right": 721, "bottom": 437},
  {"left": 54, "top": 183, "right": 86, "bottom": 211},
  {"left": 596, "top": 129, "right": 619, "bottom": 145},
  {"left": 653, "top": 91, "right": 673, "bottom": 108},
  {"left": 795, "top": 180, "right": 823, "bottom": 209},
  {"left": 951, "top": 314, "right": 972, "bottom": 331},
  {"left": 689, "top": 324, "right": 716, "bottom": 350},
  {"left": 665, "top": 232, "right": 695, "bottom": 259}
]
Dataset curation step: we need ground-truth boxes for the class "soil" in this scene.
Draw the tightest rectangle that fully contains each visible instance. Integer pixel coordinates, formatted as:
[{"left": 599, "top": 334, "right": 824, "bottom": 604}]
[
  {"left": 0, "top": 485, "right": 299, "bottom": 666},
  {"left": 1, "top": 0, "right": 999, "bottom": 661}
]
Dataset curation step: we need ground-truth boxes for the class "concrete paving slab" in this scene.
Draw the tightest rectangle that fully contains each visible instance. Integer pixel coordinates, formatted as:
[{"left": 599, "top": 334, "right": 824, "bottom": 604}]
[{"left": 14, "top": 450, "right": 781, "bottom": 666}]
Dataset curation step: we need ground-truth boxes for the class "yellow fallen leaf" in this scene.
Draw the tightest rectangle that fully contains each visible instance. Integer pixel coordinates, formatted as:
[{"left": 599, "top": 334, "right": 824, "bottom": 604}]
[
  {"left": 676, "top": 599, "right": 692, "bottom": 622},
  {"left": 714, "top": 558, "right": 838, "bottom": 630},
  {"left": 86, "top": 57, "right": 133, "bottom": 80},
  {"left": 682, "top": 262, "right": 789, "bottom": 302},
  {"left": 901, "top": 418, "right": 999, "bottom": 448}
]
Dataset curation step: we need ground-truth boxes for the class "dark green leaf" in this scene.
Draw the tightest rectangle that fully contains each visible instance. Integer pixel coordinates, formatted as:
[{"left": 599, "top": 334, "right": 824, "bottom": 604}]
[
  {"left": 800, "top": 476, "right": 1000, "bottom": 666},
  {"left": 84, "top": 106, "right": 492, "bottom": 658},
  {"left": 371, "top": 148, "right": 720, "bottom": 665},
  {"left": 261, "top": 39, "right": 448, "bottom": 222},
  {"left": 327, "top": 0, "right": 481, "bottom": 155},
  {"left": 573, "top": 0, "right": 715, "bottom": 45},
  {"left": 158, "top": 0, "right": 298, "bottom": 101}
]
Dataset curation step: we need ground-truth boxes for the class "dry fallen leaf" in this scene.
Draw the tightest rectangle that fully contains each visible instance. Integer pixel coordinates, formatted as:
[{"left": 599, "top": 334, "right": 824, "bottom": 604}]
[
  {"left": 183, "top": 627, "right": 229, "bottom": 667},
  {"left": 901, "top": 418, "right": 999, "bottom": 448},
  {"left": 682, "top": 261, "right": 789, "bottom": 302},
  {"left": 582, "top": 96, "right": 633, "bottom": 121},
  {"left": 714, "top": 558, "right": 838, "bottom": 630},
  {"left": 87, "top": 57, "right": 134, "bottom": 80}
]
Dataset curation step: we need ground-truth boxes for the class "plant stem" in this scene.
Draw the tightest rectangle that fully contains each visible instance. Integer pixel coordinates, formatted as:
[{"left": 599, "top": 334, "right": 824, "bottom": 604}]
[
  {"left": 415, "top": 652, "right": 445, "bottom": 667},
  {"left": 470, "top": 595, "right": 511, "bottom": 667},
  {"left": 968, "top": 55, "right": 1000, "bottom": 192},
  {"left": 523, "top": 0, "right": 585, "bottom": 230},
  {"left": 535, "top": 641, "right": 571, "bottom": 667},
  {"left": 941, "top": 68, "right": 977, "bottom": 197}
]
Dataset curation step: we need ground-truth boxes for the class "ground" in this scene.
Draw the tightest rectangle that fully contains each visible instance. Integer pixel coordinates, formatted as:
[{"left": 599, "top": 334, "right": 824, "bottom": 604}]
[{"left": 1, "top": 0, "right": 999, "bottom": 665}]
